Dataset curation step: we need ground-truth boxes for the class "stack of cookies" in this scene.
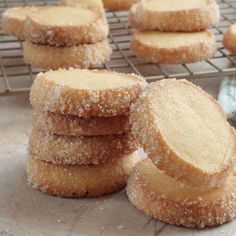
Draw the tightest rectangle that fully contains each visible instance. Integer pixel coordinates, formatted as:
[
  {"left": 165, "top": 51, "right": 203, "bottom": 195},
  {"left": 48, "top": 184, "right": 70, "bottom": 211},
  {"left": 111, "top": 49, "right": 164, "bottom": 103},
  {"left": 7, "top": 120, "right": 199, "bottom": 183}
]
[
  {"left": 27, "top": 68, "right": 146, "bottom": 197},
  {"left": 127, "top": 79, "right": 236, "bottom": 228},
  {"left": 22, "top": 5, "right": 111, "bottom": 69},
  {"left": 129, "top": 0, "right": 220, "bottom": 64}
]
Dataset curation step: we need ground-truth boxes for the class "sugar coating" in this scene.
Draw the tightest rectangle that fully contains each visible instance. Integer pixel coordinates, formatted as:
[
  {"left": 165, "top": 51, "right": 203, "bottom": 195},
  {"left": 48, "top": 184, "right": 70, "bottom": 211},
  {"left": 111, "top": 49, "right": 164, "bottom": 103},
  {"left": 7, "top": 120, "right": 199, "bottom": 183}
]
[
  {"left": 23, "top": 39, "right": 112, "bottom": 70},
  {"left": 27, "top": 151, "right": 142, "bottom": 198},
  {"left": 127, "top": 159, "right": 236, "bottom": 228},
  {"left": 30, "top": 69, "right": 147, "bottom": 117},
  {"left": 33, "top": 109, "right": 130, "bottom": 136},
  {"left": 29, "top": 129, "right": 139, "bottom": 165},
  {"left": 24, "top": 5, "right": 109, "bottom": 46},
  {"left": 129, "top": 0, "right": 220, "bottom": 32},
  {"left": 129, "top": 79, "right": 236, "bottom": 192}
]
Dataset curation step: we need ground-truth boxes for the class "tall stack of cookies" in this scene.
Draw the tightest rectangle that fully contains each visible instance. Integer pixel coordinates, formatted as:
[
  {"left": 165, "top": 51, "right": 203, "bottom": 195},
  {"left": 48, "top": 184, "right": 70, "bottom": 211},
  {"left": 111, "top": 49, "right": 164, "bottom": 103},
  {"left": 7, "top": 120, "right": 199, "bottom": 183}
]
[
  {"left": 129, "top": 0, "right": 220, "bottom": 64},
  {"left": 27, "top": 68, "right": 146, "bottom": 197},
  {"left": 22, "top": 5, "right": 111, "bottom": 69},
  {"left": 127, "top": 79, "right": 236, "bottom": 228}
]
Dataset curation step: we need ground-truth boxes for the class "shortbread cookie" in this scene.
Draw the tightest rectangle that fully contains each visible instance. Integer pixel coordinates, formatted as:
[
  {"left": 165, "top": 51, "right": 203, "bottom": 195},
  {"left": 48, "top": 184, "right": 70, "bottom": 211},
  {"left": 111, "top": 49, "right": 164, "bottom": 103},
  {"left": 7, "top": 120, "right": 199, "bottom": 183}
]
[
  {"left": 131, "top": 31, "right": 216, "bottom": 64},
  {"left": 103, "top": 0, "right": 138, "bottom": 11},
  {"left": 2, "top": 6, "right": 37, "bottom": 39},
  {"left": 27, "top": 151, "right": 142, "bottom": 198},
  {"left": 30, "top": 69, "right": 146, "bottom": 117},
  {"left": 24, "top": 6, "right": 108, "bottom": 46},
  {"left": 129, "top": 0, "right": 220, "bottom": 31},
  {"left": 60, "top": 0, "right": 104, "bottom": 13},
  {"left": 223, "top": 23, "right": 236, "bottom": 55},
  {"left": 127, "top": 159, "right": 236, "bottom": 228},
  {"left": 33, "top": 110, "right": 130, "bottom": 136},
  {"left": 130, "top": 79, "right": 236, "bottom": 191},
  {"left": 23, "top": 39, "right": 112, "bottom": 69},
  {"left": 29, "top": 129, "right": 138, "bottom": 165}
]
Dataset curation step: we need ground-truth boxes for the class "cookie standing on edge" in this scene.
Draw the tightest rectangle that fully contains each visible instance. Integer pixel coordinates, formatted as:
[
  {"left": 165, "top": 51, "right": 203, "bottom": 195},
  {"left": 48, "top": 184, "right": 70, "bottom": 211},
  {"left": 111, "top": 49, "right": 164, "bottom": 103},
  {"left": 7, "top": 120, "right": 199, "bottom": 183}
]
[
  {"left": 129, "top": 0, "right": 220, "bottom": 32},
  {"left": 130, "top": 79, "right": 236, "bottom": 191},
  {"left": 127, "top": 159, "right": 236, "bottom": 228},
  {"left": 131, "top": 31, "right": 216, "bottom": 64},
  {"left": 27, "top": 151, "right": 142, "bottom": 198},
  {"left": 30, "top": 69, "right": 147, "bottom": 117},
  {"left": 23, "top": 39, "right": 112, "bottom": 69},
  {"left": 24, "top": 6, "right": 109, "bottom": 46},
  {"left": 103, "top": 0, "right": 139, "bottom": 11},
  {"left": 223, "top": 23, "right": 236, "bottom": 54},
  {"left": 2, "top": 6, "right": 37, "bottom": 39}
]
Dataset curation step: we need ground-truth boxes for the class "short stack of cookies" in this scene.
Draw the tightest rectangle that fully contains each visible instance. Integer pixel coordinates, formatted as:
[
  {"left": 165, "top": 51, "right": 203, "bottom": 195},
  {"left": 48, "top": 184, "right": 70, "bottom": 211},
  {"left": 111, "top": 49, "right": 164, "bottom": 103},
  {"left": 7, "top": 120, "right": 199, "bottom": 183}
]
[
  {"left": 27, "top": 68, "right": 146, "bottom": 197},
  {"left": 129, "top": 0, "right": 220, "bottom": 64},
  {"left": 127, "top": 79, "right": 236, "bottom": 228}
]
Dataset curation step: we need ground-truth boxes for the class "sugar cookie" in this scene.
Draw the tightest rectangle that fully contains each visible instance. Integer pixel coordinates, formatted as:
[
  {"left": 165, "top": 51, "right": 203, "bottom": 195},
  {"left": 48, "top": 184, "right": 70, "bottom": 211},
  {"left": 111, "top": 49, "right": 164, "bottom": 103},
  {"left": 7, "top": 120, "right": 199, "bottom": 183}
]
[
  {"left": 127, "top": 159, "right": 236, "bottom": 228},
  {"left": 131, "top": 31, "right": 216, "bottom": 64},
  {"left": 23, "top": 39, "right": 112, "bottom": 69},
  {"left": 223, "top": 23, "right": 236, "bottom": 55},
  {"left": 27, "top": 151, "right": 142, "bottom": 198},
  {"left": 103, "top": 0, "right": 139, "bottom": 11},
  {"left": 129, "top": 0, "right": 220, "bottom": 32},
  {"left": 130, "top": 79, "right": 236, "bottom": 191},
  {"left": 24, "top": 6, "right": 108, "bottom": 46}
]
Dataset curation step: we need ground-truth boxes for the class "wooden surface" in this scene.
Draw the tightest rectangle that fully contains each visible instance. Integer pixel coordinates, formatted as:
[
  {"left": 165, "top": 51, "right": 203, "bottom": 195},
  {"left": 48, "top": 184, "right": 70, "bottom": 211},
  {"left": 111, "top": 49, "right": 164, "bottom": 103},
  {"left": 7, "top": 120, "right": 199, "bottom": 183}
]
[{"left": 1, "top": 77, "right": 236, "bottom": 236}]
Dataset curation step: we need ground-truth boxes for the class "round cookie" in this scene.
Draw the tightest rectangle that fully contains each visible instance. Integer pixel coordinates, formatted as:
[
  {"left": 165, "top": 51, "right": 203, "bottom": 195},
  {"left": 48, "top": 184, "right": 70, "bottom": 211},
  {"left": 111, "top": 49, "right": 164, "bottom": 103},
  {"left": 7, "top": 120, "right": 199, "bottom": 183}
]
[
  {"left": 30, "top": 69, "right": 146, "bottom": 117},
  {"left": 33, "top": 109, "right": 130, "bottom": 136},
  {"left": 127, "top": 159, "right": 236, "bottom": 228},
  {"left": 2, "top": 6, "right": 37, "bottom": 39},
  {"left": 129, "top": 0, "right": 220, "bottom": 32},
  {"left": 223, "top": 23, "right": 236, "bottom": 55},
  {"left": 24, "top": 6, "right": 108, "bottom": 46},
  {"left": 27, "top": 151, "right": 142, "bottom": 198},
  {"left": 29, "top": 129, "right": 138, "bottom": 165},
  {"left": 103, "top": 0, "right": 139, "bottom": 11},
  {"left": 130, "top": 79, "right": 236, "bottom": 191},
  {"left": 23, "top": 39, "right": 112, "bottom": 70},
  {"left": 131, "top": 31, "right": 216, "bottom": 64}
]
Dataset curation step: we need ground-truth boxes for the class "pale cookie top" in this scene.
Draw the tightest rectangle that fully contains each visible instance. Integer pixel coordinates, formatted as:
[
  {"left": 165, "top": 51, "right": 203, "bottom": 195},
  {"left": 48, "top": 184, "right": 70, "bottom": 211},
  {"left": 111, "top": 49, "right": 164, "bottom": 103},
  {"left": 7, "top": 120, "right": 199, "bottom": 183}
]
[
  {"left": 30, "top": 6, "right": 97, "bottom": 26},
  {"left": 44, "top": 69, "right": 143, "bottom": 90},
  {"left": 143, "top": 0, "right": 210, "bottom": 11},
  {"left": 61, "top": 0, "right": 104, "bottom": 8},
  {"left": 3, "top": 6, "right": 37, "bottom": 19},
  {"left": 134, "top": 31, "right": 212, "bottom": 48},
  {"left": 137, "top": 159, "right": 236, "bottom": 202}
]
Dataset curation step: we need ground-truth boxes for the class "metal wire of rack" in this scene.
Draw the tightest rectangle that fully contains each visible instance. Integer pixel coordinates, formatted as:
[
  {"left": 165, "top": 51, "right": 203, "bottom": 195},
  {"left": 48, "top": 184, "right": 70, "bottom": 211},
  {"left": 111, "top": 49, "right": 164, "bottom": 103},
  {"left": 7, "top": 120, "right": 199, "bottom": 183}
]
[{"left": 0, "top": 0, "right": 236, "bottom": 96}]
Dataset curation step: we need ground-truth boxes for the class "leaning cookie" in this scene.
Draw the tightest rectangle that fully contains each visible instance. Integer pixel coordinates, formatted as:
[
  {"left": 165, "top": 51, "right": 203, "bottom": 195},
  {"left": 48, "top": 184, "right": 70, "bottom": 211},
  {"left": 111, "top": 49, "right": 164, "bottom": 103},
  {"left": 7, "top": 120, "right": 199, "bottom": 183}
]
[
  {"left": 2, "top": 6, "right": 37, "bottom": 39},
  {"left": 103, "top": 0, "right": 138, "bottom": 11},
  {"left": 129, "top": 0, "right": 219, "bottom": 32},
  {"left": 29, "top": 129, "right": 138, "bottom": 165},
  {"left": 131, "top": 31, "right": 216, "bottom": 64},
  {"left": 127, "top": 159, "right": 236, "bottom": 228},
  {"left": 24, "top": 6, "right": 108, "bottom": 46},
  {"left": 23, "top": 39, "right": 112, "bottom": 70},
  {"left": 33, "top": 109, "right": 130, "bottom": 136},
  {"left": 223, "top": 23, "right": 236, "bottom": 55},
  {"left": 27, "top": 151, "right": 142, "bottom": 198}
]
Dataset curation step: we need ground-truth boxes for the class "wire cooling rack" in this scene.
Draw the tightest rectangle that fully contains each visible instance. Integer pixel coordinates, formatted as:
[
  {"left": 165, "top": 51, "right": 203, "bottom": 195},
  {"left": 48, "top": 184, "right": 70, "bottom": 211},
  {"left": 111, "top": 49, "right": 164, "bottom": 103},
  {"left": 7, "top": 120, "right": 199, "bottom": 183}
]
[{"left": 0, "top": 0, "right": 236, "bottom": 96}]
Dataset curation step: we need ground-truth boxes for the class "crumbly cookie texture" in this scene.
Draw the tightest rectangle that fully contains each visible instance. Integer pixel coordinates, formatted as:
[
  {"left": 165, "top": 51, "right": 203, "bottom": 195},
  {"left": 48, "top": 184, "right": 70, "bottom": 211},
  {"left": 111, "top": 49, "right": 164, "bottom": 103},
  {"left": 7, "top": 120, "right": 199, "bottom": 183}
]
[
  {"left": 127, "top": 159, "right": 236, "bottom": 228},
  {"left": 30, "top": 69, "right": 147, "bottom": 117},
  {"left": 27, "top": 151, "right": 142, "bottom": 198},
  {"left": 129, "top": 0, "right": 220, "bottom": 32},
  {"left": 223, "top": 23, "right": 236, "bottom": 55},
  {"left": 2, "top": 6, "right": 38, "bottom": 39},
  {"left": 33, "top": 109, "right": 130, "bottom": 136},
  {"left": 23, "top": 39, "right": 112, "bottom": 70},
  {"left": 131, "top": 31, "right": 216, "bottom": 64},
  {"left": 130, "top": 79, "right": 236, "bottom": 191},
  {"left": 29, "top": 129, "right": 138, "bottom": 165},
  {"left": 24, "top": 6, "right": 109, "bottom": 46},
  {"left": 103, "top": 0, "right": 139, "bottom": 11}
]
